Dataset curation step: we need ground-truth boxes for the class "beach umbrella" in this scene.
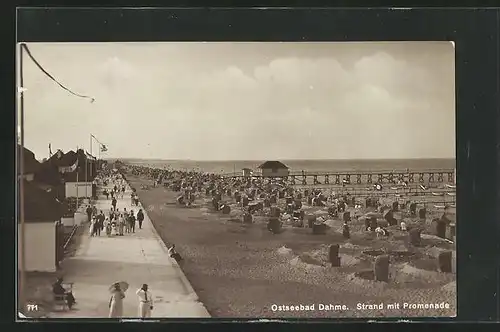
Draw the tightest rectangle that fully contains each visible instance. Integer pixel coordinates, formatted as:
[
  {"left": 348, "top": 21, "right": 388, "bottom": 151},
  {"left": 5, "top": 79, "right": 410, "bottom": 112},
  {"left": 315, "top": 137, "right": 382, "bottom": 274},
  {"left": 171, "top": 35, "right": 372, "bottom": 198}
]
[{"left": 109, "top": 281, "right": 129, "bottom": 293}]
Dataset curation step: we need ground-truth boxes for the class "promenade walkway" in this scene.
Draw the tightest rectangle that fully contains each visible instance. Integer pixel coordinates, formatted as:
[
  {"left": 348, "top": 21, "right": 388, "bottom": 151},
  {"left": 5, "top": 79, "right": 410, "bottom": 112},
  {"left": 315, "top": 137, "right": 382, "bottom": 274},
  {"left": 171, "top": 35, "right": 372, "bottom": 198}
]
[{"left": 50, "top": 181, "right": 210, "bottom": 318}]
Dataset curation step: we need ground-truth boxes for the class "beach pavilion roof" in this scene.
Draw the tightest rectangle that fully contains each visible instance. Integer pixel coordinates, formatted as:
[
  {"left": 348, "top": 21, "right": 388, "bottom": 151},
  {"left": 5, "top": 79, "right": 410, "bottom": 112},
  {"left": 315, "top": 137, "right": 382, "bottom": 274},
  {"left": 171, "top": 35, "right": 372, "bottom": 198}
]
[{"left": 257, "top": 161, "right": 289, "bottom": 169}]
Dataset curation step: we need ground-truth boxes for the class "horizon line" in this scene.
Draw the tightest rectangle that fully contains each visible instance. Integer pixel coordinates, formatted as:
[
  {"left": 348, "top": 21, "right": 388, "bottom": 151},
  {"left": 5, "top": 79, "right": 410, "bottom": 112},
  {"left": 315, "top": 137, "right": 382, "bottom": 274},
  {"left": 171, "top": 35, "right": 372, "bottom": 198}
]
[{"left": 106, "top": 157, "right": 456, "bottom": 162}]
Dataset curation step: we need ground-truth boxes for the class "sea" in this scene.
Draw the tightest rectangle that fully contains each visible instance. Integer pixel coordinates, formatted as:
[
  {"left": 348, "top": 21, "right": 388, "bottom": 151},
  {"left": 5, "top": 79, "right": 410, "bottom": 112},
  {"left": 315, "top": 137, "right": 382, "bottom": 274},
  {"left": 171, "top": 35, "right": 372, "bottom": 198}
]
[{"left": 122, "top": 158, "right": 455, "bottom": 175}]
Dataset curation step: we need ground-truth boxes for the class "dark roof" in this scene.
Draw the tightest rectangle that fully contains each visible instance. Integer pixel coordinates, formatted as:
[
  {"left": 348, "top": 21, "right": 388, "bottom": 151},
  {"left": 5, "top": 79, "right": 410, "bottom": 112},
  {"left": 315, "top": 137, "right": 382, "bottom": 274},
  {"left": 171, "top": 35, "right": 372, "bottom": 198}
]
[
  {"left": 21, "top": 180, "right": 63, "bottom": 222},
  {"left": 60, "top": 151, "right": 78, "bottom": 166},
  {"left": 47, "top": 149, "right": 78, "bottom": 167},
  {"left": 17, "top": 145, "right": 41, "bottom": 175},
  {"left": 257, "top": 161, "right": 289, "bottom": 169},
  {"left": 35, "top": 162, "right": 63, "bottom": 186},
  {"left": 47, "top": 149, "right": 65, "bottom": 166}
]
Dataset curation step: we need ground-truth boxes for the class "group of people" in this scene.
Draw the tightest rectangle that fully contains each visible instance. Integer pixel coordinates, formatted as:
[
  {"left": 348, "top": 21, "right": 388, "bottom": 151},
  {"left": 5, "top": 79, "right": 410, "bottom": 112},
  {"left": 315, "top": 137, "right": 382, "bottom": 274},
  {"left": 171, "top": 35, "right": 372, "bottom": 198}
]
[
  {"left": 103, "top": 184, "right": 126, "bottom": 200},
  {"left": 53, "top": 277, "right": 154, "bottom": 318},
  {"left": 86, "top": 174, "right": 146, "bottom": 237},
  {"left": 108, "top": 283, "right": 154, "bottom": 318},
  {"left": 130, "top": 191, "right": 140, "bottom": 206},
  {"left": 89, "top": 207, "right": 145, "bottom": 237}
]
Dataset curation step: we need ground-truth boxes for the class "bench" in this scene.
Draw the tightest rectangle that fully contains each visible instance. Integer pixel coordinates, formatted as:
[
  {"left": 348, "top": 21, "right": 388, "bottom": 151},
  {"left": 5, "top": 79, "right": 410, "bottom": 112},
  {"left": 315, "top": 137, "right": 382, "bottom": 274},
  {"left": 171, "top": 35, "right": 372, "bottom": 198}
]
[{"left": 53, "top": 282, "right": 73, "bottom": 311}]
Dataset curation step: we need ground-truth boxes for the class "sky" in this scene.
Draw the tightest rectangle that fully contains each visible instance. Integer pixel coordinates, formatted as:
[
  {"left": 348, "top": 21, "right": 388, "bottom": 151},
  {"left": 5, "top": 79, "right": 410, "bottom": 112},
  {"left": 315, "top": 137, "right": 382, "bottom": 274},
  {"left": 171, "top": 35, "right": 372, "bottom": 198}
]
[{"left": 18, "top": 42, "right": 455, "bottom": 161}]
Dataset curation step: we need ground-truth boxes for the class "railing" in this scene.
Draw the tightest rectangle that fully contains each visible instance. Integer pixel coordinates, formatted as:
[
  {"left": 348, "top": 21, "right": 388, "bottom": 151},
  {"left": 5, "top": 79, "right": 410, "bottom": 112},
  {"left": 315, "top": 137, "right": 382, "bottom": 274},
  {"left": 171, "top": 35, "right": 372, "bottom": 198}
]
[
  {"left": 63, "top": 225, "right": 78, "bottom": 250},
  {"left": 222, "top": 168, "right": 455, "bottom": 177}
]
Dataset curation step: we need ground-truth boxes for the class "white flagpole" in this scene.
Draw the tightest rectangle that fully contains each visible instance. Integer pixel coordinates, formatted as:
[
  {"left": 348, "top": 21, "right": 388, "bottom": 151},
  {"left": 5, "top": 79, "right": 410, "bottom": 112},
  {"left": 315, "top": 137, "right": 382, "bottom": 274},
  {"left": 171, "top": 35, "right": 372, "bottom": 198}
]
[
  {"left": 76, "top": 169, "right": 79, "bottom": 210},
  {"left": 85, "top": 149, "right": 88, "bottom": 198},
  {"left": 89, "top": 134, "right": 92, "bottom": 181}
]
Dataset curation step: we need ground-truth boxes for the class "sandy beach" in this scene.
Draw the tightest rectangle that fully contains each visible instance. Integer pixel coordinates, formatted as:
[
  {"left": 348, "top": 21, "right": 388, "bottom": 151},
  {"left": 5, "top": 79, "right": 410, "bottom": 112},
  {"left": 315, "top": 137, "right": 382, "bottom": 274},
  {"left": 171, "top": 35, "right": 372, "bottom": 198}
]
[{"left": 127, "top": 173, "right": 456, "bottom": 318}]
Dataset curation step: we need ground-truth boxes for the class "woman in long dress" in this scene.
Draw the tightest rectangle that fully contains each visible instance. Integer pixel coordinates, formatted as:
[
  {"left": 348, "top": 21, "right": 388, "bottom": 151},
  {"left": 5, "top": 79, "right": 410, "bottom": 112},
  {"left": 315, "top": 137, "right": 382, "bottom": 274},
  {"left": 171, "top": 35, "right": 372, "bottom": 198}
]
[
  {"left": 108, "top": 284, "right": 125, "bottom": 318},
  {"left": 118, "top": 214, "right": 125, "bottom": 236},
  {"left": 105, "top": 218, "right": 112, "bottom": 237},
  {"left": 111, "top": 220, "right": 117, "bottom": 236},
  {"left": 89, "top": 217, "right": 95, "bottom": 237}
]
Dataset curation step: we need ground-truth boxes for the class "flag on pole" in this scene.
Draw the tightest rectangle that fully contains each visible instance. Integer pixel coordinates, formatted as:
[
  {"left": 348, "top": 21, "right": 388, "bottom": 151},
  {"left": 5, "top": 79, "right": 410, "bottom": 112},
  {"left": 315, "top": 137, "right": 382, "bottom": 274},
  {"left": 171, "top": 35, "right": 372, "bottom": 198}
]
[
  {"left": 85, "top": 151, "right": 96, "bottom": 160},
  {"left": 101, "top": 144, "right": 108, "bottom": 152},
  {"left": 69, "top": 158, "right": 79, "bottom": 172}
]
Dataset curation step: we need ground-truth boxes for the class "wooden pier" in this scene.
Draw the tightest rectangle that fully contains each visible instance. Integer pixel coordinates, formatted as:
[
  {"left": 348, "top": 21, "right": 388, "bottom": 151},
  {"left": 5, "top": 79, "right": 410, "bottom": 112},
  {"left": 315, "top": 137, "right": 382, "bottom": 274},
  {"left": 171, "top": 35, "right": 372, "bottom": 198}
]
[{"left": 223, "top": 169, "right": 456, "bottom": 185}]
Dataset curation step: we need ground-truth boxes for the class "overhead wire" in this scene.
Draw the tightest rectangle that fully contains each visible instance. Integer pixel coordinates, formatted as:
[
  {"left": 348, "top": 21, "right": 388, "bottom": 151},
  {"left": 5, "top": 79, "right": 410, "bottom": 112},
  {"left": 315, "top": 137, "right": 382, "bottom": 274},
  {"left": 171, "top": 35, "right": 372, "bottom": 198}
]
[{"left": 21, "top": 43, "right": 95, "bottom": 103}]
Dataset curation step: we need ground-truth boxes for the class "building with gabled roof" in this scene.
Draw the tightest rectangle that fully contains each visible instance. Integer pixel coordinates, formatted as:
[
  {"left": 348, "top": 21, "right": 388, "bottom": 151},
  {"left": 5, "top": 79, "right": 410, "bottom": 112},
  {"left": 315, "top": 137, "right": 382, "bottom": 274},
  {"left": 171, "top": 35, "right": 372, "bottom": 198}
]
[
  {"left": 257, "top": 160, "right": 289, "bottom": 178},
  {"left": 17, "top": 144, "right": 41, "bottom": 181},
  {"left": 18, "top": 179, "right": 64, "bottom": 272}
]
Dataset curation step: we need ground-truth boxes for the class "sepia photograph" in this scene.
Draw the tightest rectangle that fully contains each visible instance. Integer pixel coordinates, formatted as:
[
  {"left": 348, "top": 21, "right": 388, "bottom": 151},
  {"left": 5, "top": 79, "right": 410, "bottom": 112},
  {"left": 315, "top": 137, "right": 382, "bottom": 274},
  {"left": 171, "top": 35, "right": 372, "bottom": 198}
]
[{"left": 17, "top": 41, "right": 456, "bottom": 319}]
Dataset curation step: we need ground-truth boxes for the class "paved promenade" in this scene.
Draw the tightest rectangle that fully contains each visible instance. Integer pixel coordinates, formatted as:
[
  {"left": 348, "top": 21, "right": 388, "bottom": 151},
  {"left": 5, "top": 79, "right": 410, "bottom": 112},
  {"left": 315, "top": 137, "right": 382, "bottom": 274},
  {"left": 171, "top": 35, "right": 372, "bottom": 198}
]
[{"left": 50, "top": 181, "right": 210, "bottom": 318}]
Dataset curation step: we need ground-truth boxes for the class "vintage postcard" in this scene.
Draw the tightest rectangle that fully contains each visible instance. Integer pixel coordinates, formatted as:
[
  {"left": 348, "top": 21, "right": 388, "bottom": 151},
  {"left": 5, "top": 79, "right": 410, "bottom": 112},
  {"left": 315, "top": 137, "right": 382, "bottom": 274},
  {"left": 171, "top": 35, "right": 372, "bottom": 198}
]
[{"left": 17, "top": 41, "right": 456, "bottom": 319}]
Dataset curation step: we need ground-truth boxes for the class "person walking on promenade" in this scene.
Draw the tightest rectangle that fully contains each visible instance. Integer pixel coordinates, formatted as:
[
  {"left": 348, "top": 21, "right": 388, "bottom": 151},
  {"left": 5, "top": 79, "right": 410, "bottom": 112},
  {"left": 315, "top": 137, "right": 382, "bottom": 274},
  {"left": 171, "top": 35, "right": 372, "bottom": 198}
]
[
  {"left": 110, "top": 190, "right": 115, "bottom": 199},
  {"left": 100, "top": 210, "right": 106, "bottom": 225},
  {"left": 89, "top": 216, "right": 96, "bottom": 237},
  {"left": 121, "top": 185, "right": 125, "bottom": 199},
  {"left": 112, "top": 197, "right": 117, "bottom": 210},
  {"left": 86, "top": 205, "right": 92, "bottom": 223},
  {"left": 125, "top": 215, "right": 131, "bottom": 234},
  {"left": 108, "top": 209, "right": 114, "bottom": 224},
  {"left": 118, "top": 214, "right": 125, "bottom": 236},
  {"left": 103, "top": 189, "right": 109, "bottom": 200},
  {"left": 93, "top": 215, "right": 101, "bottom": 236},
  {"left": 105, "top": 217, "right": 112, "bottom": 236},
  {"left": 122, "top": 208, "right": 128, "bottom": 233},
  {"left": 113, "top": 184, "right": 118, "bottom": 194},
  {"left": 136, "top": 284, "right": 153, "bottom": 318},
  {"left": 108, "top": 283, "right": 125, "bottom": 318},
  {"left": 129, "top": 210, "right": 136, "bottom": 233},
  {"left": 137, "top": 209, "right": 144, "bottom": 229},
  {"left": 96, "top": 211, "right": 104, "bottom": 236},
  {"left": 92, "top": 205, "right": 98, "bottom": 217},
  {"left": 111, "top": 219, "right": 118, "bottom": 236}
]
